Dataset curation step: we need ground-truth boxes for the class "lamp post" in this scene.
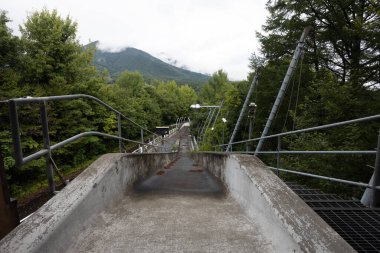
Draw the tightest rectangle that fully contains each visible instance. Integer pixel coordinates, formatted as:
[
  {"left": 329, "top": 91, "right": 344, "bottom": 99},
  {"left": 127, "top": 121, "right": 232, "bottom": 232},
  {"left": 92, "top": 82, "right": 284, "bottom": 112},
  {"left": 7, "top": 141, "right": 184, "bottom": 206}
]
[
  {"left": 246, "top": 102, "right": 257, "bottom": 152},
  {"left": 190, "top": 104, "right": 222, "bottom": 142}
]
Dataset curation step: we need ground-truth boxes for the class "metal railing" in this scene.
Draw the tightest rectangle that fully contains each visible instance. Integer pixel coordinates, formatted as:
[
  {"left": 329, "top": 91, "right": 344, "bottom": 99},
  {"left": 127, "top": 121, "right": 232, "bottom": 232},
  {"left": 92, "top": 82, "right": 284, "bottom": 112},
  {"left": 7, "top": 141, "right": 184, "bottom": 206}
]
[
  {"left": 6, "top": 94, "right": 164, "bottom": 193},
  {"left": 215, "top": 114, "right": 380, "bottom": 205},
  {"left": 131, "top": 123, "right": 180, "bottom": 153}
]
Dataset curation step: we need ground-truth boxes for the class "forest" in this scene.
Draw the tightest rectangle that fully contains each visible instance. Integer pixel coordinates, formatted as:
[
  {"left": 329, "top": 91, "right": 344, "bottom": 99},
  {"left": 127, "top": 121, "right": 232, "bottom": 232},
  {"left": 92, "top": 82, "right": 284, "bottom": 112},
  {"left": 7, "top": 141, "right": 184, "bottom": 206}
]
[
  {"left": 195, "top": 0, "right": 380, "bottom": 198},
  {"left": 1, "top": 0, "right": 380, "bottom": 200},
  {"left": 0, "top": 9, "right": 197, "bottom": 197}
]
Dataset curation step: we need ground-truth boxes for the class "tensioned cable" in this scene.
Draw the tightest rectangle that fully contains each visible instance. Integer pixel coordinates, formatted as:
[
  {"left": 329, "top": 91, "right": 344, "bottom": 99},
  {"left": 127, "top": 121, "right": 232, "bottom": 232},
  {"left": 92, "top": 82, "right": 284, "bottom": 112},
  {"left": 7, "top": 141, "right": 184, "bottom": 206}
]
[
  {"left": 293, "top": 51, "right": 304, "bottom": 131},
  {"left": 281, "top": 68, "right": 297, "bottom": 132}
]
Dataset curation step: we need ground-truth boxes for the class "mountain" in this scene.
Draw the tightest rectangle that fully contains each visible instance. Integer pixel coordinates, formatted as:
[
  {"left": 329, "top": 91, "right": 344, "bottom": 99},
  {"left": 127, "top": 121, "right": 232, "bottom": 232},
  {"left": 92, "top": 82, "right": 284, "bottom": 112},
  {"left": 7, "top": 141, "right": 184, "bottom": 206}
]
[{"left": 89, "top": 42, "right": 210, "bottom": 86}]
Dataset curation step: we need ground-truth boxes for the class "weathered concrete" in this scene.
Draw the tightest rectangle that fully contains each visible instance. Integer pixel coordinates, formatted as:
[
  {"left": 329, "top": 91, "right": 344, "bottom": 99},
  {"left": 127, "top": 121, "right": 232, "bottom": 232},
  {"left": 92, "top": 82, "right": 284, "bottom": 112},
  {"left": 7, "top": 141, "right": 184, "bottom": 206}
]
[
  {"left": 63, "top": 130, "right": 301, "bottom": 253},
  {"left": 0, "top": 125, "right": 355, "bottom": 252},
  {"left": 193, "top": 152, "right": 355, "bottom": 252},
  {"left": 0, "top": 152, "right": 176, "bottom": 253}
]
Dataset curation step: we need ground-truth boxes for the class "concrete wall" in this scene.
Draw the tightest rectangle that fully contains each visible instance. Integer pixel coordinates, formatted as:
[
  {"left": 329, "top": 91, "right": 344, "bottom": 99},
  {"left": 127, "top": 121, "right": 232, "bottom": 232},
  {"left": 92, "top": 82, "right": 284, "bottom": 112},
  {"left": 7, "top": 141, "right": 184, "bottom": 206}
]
[
  {"left": 192, "top": 152, "right": 355, "bottom": 253},
  {"left": 0, "top": 152, "right": 176, "bottom": 253}
]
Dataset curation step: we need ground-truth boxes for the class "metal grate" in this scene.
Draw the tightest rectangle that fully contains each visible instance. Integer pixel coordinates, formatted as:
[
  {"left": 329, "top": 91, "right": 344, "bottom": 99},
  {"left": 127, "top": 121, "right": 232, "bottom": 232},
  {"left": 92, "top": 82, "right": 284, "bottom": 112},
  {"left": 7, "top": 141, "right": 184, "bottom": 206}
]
[
  {"left": 297, "top": 193, "right": 344, "bottom": 201},
  {"left": 316, "top": 210, "right": 380, "bottom": 252},
  {"left": 292, "top": 189, "right": 324, "bottom": 194},
  {"left": 306, "top": 200, "right": 368, "bottom": 209},
  {"left": 286, "top": 182, "right": 380, "bottom": 253}
]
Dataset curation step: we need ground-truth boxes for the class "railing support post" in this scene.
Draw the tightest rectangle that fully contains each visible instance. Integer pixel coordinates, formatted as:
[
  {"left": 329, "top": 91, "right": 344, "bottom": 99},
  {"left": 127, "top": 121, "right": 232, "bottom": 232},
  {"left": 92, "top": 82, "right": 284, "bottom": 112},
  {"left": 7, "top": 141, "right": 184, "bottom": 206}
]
[
  {"left": 8, "top": 100, "right": 23, "bottom": 167},
  {"left": 117, "top": 114, "right": 122, "bottom": 152},
  {"left": 276, "top": 136, "right": 281, "bottom": 176},
  {"left": 372, "top": 130, "right": 380, "bottom": 207},
  {"left": 40, "top": 102, "right": 55, "bottom": 194},
  {"left": 247, "top": 116, "right": 253, "bottom": 152},
  {"left": 0, "top": 152, "right": 20, "bottom": 239},
  {"left": 140, "top": 129, "right": 144, "bottom": 153}
]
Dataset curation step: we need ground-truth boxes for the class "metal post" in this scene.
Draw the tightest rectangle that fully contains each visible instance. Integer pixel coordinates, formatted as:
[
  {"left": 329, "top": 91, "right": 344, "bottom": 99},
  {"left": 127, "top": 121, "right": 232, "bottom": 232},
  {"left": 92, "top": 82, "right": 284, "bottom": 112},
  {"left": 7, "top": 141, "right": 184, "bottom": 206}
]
[
  {"left": 117, "top": 114, "right": 122, "bottom": 152},
  {"left": 211, "top": 101, "right": 223, "bottom": 131},
  {"left": 227, "top": 68, "right": 260, "bottom": 151},
  {"left": 247, "top": 117, "right": 253, "bottom": 152},
  {"left": 140, "top": 129, "right": 144, "bottom": 153},
  {"left": 0, "top": 152, "right": 19, "bottom": 238},
  {"left": 255, "top": 27, "right": 311, "bottom": 155},
  {"left": 246, "top": 103, "right": 257, "bottom": 152},
  {"left": 372, "top": 131, "right": 380, "bottom": 207},
  {"left": 276, "top": 136, "right": 281, "bottom": 176},
  {"left": 8, "top": 100, "right": 23, "bottom": 167},
  {"left": 40, "top": 102, "right": 55, "bottom": 194},
  {"left": 222, "top": 123, "right": 225, "bottom": 150}
]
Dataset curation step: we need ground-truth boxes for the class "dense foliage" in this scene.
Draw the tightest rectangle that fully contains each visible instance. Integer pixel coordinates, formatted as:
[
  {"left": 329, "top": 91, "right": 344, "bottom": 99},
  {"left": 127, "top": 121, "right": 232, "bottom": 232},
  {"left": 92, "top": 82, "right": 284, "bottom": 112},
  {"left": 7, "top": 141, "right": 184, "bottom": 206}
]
[
  {"left": 1, "top": 1, "right": 379, "bottom": 201},
  {"left": 0, "top": 9, "right": 197, "bottom": 197},
  {"left": 194, "top": 0, "right": 380, "bottom": 198}
]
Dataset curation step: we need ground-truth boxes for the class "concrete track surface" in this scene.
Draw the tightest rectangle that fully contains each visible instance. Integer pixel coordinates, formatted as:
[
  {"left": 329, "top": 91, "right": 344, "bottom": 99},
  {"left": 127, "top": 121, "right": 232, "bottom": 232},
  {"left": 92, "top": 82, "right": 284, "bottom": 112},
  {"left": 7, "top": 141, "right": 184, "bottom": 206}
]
[
  {"left": 67, "top": 126, "right": 277, "bottom": 252},
  {"left": 0, "top": 124, "right": 354, "bottom": 253}
]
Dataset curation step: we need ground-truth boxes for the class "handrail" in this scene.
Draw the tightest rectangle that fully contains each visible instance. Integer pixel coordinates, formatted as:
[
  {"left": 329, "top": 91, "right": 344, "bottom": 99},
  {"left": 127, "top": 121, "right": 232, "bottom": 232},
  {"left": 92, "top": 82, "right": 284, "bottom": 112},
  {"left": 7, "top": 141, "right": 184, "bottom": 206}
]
[
  {"left": 230, "top": 150, "right": 377, "bottom": 155},
  {"left": 6, "top": 94, "right": 165, "bottom": 193},
  {"left": 217, "top": 114, "right": 380, "bottom": 148},
  {"left": 212, "top": 114, "right": 380, "bottom": 206},
  {"left": 268, "top": 166, "right": 380, "bottom": 190},
  {"left": 7, "top": 94, "right": 159, "bottom": 137},
  {"left": 22, "top": 131, "right": 164, "bottom": 164}
]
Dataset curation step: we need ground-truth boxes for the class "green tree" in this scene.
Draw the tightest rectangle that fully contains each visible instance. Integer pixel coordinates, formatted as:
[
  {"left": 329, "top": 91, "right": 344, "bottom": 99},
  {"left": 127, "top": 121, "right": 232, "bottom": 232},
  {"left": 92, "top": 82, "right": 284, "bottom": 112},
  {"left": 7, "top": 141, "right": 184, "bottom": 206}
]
[
  {"left": 258, "top": 0, "right": 380, "bottom": 87},
  {"left": 116, "top": 71, "right": 145, "bottom": 97},
  {"left": 178, "top": 85, "right": 197, "bottom": 116},
  {"left": 0, "top": 11, "right": 22, "bottom": 99},
  {"left": 20, "top": 9, "right": 97, "bottom": 95},
  {"left": 200, "top": 70, "right": 232, "bottom": 104}
]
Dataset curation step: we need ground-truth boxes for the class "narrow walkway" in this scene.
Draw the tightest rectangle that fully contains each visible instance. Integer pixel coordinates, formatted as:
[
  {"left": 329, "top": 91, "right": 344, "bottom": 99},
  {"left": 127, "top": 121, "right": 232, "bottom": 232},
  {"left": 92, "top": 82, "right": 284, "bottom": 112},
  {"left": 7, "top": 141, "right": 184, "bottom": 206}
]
[
  {"left": 136, "top": 125, "right": 222, "bottom": 194},
  {"left": 66, "top": 125, "right": 283, "bottom": 252}
]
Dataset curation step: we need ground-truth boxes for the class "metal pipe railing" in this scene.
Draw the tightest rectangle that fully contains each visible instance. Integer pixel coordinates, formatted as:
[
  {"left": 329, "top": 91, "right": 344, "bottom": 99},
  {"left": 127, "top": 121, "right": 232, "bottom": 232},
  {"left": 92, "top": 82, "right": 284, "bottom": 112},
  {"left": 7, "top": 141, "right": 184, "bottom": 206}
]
[
  {"left": 213, "top": 114, "right": 380, "bottom": 206},
  {"left": 8, "top": 94, "right": 159, "bottom": 137},
  {"left": 6, "top": 94, "right": 165, "bottom": 193},
  {"left": 235, "top": 150, "right": 377, "bottom": 155},
  {"left": 268, "top": 166, "right": 380, "bottom": 190},
  {"left": 218, "top": 114, "right": 380, "bottom": 148}
]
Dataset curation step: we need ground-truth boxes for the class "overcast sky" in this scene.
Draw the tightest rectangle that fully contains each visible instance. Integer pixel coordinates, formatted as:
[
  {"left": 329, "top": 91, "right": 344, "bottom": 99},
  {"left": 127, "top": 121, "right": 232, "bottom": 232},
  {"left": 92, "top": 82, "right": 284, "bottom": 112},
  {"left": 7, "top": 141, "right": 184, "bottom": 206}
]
[{"left": 3, "top": 0, "right": 268, "bottom": 80}]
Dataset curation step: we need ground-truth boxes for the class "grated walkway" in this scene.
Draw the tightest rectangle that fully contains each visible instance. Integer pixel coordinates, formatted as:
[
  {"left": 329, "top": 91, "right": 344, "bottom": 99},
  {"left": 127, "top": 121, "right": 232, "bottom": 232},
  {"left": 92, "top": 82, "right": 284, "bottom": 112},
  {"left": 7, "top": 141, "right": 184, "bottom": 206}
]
[{"left": 286, "top": 182, "right": 380, "bottom": 252}]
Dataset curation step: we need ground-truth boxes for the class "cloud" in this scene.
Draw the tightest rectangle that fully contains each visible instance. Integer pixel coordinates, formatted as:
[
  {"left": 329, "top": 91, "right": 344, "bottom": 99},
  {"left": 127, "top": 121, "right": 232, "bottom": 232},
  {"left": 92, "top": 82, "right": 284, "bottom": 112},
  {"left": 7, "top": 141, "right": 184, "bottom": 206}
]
[{"left": 3, "top": 0, "right": 268, "bottom": 80}]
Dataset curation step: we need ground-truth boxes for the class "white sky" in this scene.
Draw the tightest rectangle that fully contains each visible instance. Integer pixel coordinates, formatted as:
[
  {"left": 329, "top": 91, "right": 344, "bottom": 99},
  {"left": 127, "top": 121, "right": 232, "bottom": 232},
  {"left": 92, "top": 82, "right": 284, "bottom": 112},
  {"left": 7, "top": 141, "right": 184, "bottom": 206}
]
[{"left": 2, "top": 0, "right": 268, "bottom": 80}]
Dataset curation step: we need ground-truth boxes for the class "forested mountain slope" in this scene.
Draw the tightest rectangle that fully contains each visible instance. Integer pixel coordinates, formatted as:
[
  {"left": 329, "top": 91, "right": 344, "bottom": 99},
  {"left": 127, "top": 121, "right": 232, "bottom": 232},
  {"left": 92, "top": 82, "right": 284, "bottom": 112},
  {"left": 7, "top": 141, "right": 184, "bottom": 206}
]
[{"left": 89, "top": 41, "right": 210, "bottom": 86}]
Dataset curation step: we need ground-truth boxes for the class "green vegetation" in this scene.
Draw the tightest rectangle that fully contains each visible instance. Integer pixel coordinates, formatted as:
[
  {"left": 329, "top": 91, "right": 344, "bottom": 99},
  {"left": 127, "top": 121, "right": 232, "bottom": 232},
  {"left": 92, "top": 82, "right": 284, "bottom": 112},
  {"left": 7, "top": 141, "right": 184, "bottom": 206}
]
[
  {"left": 0, "top": 9, "right": 197, "bottom": 198},
  {"left": 194, "top": 0, "right": 380, "bottom": 198},
  {"left": 1, "top": 0, "right": 379, "bottom": 201}
]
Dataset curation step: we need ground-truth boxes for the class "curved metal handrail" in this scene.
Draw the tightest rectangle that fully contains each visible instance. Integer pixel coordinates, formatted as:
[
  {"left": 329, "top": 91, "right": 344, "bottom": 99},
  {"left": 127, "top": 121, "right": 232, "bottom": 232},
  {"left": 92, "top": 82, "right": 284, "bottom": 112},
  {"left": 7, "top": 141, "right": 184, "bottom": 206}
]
[
  {"left": 22, "top": 131, "right": 164, "bottom": 164},
  {"left": 6, "top": 94, "right": 168, "bottom": 193},
  {"left": 9, "top": 94, "right": 159, "bottom": 137}
]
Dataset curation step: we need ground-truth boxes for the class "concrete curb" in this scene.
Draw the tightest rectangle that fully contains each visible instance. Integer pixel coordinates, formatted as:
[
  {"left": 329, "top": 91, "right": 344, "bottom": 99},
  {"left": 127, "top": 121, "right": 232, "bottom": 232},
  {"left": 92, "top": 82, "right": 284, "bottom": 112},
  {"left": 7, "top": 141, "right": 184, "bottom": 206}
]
[
  {"left": 192, "top": 152, "right": 355, "bottom": 253},
  {"left": 0, "top": 153, "right": 176, "bottom": 253}
]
